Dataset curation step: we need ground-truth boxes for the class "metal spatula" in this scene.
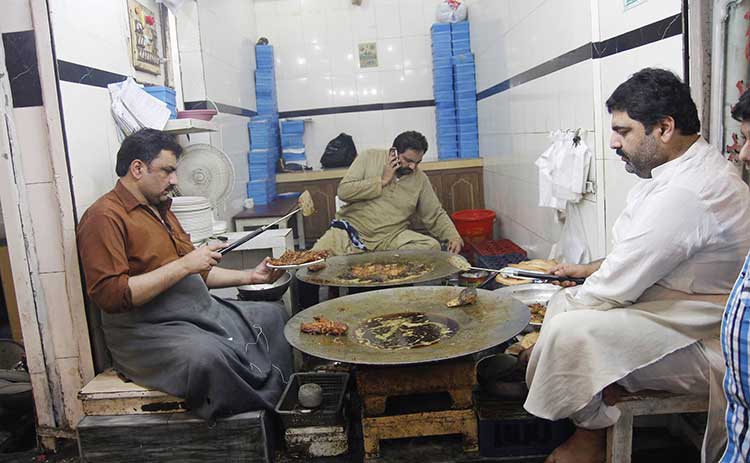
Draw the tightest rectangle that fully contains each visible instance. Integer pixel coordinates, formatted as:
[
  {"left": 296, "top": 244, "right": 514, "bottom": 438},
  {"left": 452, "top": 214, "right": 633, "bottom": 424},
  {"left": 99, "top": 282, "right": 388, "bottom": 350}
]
[
  {"left": 498, "top": 267, "right": 585, "bottom": 285},
  {"left": 219, "top": 191, "right": 316, "bottom": 255}
]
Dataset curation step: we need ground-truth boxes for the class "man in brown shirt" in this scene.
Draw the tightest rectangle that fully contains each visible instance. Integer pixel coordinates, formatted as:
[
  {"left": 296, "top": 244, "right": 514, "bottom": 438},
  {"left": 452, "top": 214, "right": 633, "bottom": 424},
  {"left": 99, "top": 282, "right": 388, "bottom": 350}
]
[{"left": 77, "top": 129, "right": 292, "bottom": 419}]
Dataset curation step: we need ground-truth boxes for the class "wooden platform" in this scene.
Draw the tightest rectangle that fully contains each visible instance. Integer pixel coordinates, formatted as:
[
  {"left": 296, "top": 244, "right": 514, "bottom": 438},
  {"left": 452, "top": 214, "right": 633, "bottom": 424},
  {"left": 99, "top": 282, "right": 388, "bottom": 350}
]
[
  {"left": 355, "top": 358, "right": 478, "bottom": 460},
  {"left": 355, "top": 358, "right": 475, "bottom": 416},
  {"left": 77, "top": 411, "right": 273, "bottom": 463},
  {"left": 78, "top": 369, "right": 186, "bottom": 416}
]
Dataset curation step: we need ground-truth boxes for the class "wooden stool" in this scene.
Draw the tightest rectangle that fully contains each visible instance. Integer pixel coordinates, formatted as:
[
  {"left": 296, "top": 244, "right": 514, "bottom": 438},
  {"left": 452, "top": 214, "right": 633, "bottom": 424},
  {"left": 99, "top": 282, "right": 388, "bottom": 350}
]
[
  {"left": 356, "top": 359, "right": 475, "bottom": 416},
  {"left": 606, "top": 391, "right": 708, "bottom": 463},
  {"left": 78, "top": 369, "right": 186, "bottom": 415},
  {"left": 362, "top": 408, "right": 478, "bottom": 459},
  {"left": 356, "top": 359, "right": 478, "bottom": 459}
]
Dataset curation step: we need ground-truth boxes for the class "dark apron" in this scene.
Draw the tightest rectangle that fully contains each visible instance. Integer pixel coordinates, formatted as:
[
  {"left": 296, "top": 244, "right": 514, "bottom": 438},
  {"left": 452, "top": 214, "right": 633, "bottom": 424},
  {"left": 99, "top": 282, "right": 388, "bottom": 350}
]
[{"left": 101, "top": 274, "right": 292, "bottom": 420}]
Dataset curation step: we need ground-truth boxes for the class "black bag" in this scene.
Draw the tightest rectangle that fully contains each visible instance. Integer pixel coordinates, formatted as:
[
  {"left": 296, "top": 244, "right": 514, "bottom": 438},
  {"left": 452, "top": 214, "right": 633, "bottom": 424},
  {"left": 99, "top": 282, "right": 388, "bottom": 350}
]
[{"left": 321, "top": 133, "right": 357, "bottom": 168}]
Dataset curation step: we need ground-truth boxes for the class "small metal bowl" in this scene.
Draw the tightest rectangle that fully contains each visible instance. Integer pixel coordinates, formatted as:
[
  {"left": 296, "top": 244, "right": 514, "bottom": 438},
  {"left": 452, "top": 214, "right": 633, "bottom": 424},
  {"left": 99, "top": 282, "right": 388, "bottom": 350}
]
[
  {"left": 459, "top": 270, "right": 489, "bottom": 287},
  {"left": 236, "top": 272, "right": 292, "bottom": 301}
]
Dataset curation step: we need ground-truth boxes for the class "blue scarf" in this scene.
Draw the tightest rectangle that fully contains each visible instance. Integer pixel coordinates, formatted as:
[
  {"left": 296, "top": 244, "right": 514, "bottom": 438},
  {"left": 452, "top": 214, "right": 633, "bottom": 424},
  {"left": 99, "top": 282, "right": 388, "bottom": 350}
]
[{"left": 330, "top": 219, "right": 367, "bottom": 250}]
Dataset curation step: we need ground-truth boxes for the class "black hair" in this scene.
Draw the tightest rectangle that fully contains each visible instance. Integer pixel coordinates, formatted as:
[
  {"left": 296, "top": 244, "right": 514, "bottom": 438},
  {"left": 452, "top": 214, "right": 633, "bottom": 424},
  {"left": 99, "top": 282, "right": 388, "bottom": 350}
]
[
  {"left": 606, "top": 68, "right": 700, "bottom": 135},
  {"left": 732, "top": 90, "right": 750, "bottom": 122},
  {"left": 115, "top": 128, "right": 183, "bottom": 177},
  {"left": 392, "top": 130, "right": 428, "bottom": 155}
]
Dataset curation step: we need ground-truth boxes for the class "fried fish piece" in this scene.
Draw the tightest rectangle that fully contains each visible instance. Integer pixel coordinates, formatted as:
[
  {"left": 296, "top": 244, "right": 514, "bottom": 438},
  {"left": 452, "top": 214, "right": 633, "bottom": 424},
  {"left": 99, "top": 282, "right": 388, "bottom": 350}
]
[
  {"left": 307, "top": 263, "right": 327, "bottom": 272},
  {"left": 300, "top": 316, "right": 348, "bottom": 336},
  {"left": 269, "top": 249, "right": 329, "bottom": 266},
  {"left": 447, "top": 287, "right": 477, "bottom": 307}
]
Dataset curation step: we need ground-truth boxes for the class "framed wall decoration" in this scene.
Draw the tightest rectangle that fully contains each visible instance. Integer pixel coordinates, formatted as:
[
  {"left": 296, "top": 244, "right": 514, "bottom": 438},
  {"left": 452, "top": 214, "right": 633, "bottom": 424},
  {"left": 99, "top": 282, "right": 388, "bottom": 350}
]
[
  {"left": 358, "top": 42, "right": 379, "bottom": 69},
  {"left": 128, "top": 0, "right": 161, "bottom": 75}
]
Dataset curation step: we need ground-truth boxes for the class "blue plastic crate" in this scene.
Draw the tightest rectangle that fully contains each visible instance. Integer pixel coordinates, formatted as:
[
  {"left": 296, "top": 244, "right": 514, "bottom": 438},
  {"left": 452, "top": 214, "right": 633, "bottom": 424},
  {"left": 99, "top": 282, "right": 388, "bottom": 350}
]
[
  {"left": 451, "top": 22, "right": 470, "bottom": 33},
  {"left": 438, "top": 152, "right": 459, "bottom": 160},
  {"left": 281, "top": 120, "right": 304, "bottom": 134},
  {"left": 452, "top": 39, "right": 471, "bottom": 54},
  {"left": 282, "top": 152, "right": 307, "bottom": 163},
  {"left": 433, "top": 80, "right": 453, "bottom": 92},
  {"left": 431, "top": 23, "right": 452, "bottom": 33},
  {"left": 451, "top": 31, "right": 470, "bottom": 41},
  {"left": 433, "top": 57, "right": 453, "bottom": 69},
  {"left": 456, "top": 88, "right": 476, "bottom": 99},
  {"left": 251, "top": 135, "right": 278, "bottom": 150},
  {"left": 143, "top": 86, "right": 176, "bottom": 105},
  {"left": 281, "top": 134, "right": 304, "bottom": 149},
  {"left": 454, "top": 61, "right": 475, "bottom": 74},
  {"left": 456, "top": 100, "right": 478, "bottom": 111},
  {"left": 434, "top": 90, "right": 454, "bottom": 102},
  {"left": 452, "top": 53, "right": 474, "bottom": 65},
  {"left": 459, "top": 122, "right": 479, "bottom": 133}
]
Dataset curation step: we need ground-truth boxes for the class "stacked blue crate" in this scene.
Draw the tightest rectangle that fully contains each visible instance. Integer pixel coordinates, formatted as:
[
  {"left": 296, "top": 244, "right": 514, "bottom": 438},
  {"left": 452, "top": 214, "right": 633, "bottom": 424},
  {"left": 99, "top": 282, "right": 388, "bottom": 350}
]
[
  {"left": 247, "top": 116, "right": 278, "bottom": 205},
  {"left": 451, "top": 22, "right": 479, "bottom": 158},
  {"left": 143, "top": 86, "right": 177, "bottom": 119},
  {"left": 431, "top": 23, "right": 458, "bottom": 160},
  {"left": 280, "top": 119, "right": 307, "bottom": 166},
  {"left": 453, "top": 52, "right": 479, "bottom": 158},
  {"left": 247, "top": 44, "right": 281, "bottom": 205}
]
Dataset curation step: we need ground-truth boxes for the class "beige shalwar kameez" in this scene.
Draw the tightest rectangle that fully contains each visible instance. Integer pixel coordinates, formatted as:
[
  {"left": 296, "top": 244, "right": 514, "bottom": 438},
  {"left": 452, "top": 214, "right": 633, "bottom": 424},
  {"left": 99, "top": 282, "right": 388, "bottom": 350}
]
[
  {"left": 524, "top": 138, "right": 750, "bottom": 462},
  {"left": 313, "top": 149, "right": 461, "bottom": 255}
]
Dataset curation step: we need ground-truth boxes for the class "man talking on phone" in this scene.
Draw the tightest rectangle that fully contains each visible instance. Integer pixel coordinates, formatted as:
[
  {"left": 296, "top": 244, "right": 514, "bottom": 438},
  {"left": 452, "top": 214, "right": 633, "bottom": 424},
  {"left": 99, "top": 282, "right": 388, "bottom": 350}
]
[{"left": 311, "top": 130, "right": 463, "bottom": 256}]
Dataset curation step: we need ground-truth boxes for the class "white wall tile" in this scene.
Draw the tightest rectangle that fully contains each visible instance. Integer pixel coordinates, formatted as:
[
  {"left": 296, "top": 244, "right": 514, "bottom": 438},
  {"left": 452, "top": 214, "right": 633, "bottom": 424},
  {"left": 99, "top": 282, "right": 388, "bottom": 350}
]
[
  {"left": 375, "top": 0, "right": 402, "bottom": 39},
  {"left": 355, "top": 71, "right": 382, "bottom": 103},
  {"left": 40, "top": 272, "right": 76, "bottom": 358},
  {"left": 402, "top": 35, "right": 431, "bottom": 70},
  {"left": 13, "top": 107, "right": 54, "bottom": 185},
  {"left": 27, "top": 183, "right": 65, "bottom": 273},
  {"left": 179, "top": 50, "right": 207, "bottom": 101},
  {"left": 377, "top": 38, "right": 404, "bottom": 71},
  {"left": 597, "top": 0, "right": 681, "bottom": 41},
  {"left": 0, "top": 0, "right": 33, "bottom": 33},
  {"left": 399, "top": 0, "right": 427, "bottom": 37},
  {"left": 59, "top": 82, "right": 120, "bottom": 217},
  {"left": 331, "top": 75, "right": 358, "bottom": 107},
  {"left": 50, "top": 0, "right": 166, "bottom": 84}
]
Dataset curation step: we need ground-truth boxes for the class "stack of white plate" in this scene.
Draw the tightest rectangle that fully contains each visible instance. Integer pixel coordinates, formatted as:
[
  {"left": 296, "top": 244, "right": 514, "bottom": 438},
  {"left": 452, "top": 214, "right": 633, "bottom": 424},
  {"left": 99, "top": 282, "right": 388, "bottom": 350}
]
[{"left": 171, "top": 196, "right": 213, "bottom": 243}]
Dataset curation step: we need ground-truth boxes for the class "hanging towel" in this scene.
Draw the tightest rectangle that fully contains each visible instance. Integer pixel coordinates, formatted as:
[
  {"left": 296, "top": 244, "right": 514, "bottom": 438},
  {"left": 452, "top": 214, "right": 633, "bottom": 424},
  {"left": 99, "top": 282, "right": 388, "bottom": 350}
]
[{"left": 535, "top": 130, "right": 593, "bottom": 264}]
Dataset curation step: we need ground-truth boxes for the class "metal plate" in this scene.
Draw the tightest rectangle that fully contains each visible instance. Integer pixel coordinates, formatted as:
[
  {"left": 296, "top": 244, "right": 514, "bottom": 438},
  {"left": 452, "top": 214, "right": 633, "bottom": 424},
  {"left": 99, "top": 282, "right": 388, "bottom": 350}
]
[
  {"left": 284, "top": 286, "right": 530, "bottom": 365},
  {"left": 494, "top": 283, "right": 561, "bottom": 326},
  {"left": 296, "top": 249, "right": 461, "bottom": 287}
]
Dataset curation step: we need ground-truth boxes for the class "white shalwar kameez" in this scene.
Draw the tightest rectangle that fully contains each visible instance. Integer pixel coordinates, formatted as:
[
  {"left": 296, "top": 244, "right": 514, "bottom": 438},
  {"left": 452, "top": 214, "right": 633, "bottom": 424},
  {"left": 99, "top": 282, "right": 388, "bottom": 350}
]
[{"left": 524, "top": 138, "right": 750, "bottom": 462}]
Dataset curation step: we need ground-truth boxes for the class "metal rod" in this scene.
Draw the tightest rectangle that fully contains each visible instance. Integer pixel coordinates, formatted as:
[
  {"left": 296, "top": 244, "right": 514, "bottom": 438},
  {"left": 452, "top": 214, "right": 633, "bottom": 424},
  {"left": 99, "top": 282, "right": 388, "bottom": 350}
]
[{"left": 219, "top": 207, "right": 300, "bottom": 255}]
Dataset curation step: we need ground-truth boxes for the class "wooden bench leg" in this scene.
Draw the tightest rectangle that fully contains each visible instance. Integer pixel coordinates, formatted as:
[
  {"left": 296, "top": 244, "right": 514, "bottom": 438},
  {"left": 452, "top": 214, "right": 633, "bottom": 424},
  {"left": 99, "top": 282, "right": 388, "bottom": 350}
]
[
  {"left": 607, "top": 412, "right": 633, "bottom": 463},
  {"left": 363, "top": 395, "right": 387, "bottom": 416},
  {"left": 449, "top": 388, "right": 473, "bottom": 410}
]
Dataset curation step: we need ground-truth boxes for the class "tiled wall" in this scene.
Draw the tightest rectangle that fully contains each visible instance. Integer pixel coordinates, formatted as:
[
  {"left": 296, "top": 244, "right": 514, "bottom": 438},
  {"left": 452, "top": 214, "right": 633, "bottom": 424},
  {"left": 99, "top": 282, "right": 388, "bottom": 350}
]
[
  {"left": 254, "top": 0, "right": 444, "bottom": 166},
  {"left": 177, "top": 0, "right": 258, "bottom": 223},
  {"left": 467, "top": 0, "right": 683, "bottom": 259},
  {"left": 50, "top": 0, "right": 167, "bottom": 214}
]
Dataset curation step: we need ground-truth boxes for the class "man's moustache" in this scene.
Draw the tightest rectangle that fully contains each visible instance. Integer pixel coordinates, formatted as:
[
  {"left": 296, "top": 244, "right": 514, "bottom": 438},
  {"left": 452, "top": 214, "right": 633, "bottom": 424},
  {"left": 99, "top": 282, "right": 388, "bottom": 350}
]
[{"left": 396, "top": 167, "right": 413, "bottom": 176}]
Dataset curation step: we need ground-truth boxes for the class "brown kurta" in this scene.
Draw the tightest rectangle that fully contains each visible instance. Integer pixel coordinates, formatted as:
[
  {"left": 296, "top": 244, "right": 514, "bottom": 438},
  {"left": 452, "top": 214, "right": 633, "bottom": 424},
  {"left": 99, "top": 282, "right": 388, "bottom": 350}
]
[{"left": 76, "top": 180, "right": 207, "bottom": 313}]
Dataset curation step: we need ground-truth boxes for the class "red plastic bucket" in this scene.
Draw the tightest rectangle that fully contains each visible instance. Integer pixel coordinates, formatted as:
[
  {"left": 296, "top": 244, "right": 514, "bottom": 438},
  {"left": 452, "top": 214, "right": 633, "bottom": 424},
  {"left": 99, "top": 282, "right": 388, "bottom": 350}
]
[{"left": 451, "top": 209, "right": 496, "bottom": 249}]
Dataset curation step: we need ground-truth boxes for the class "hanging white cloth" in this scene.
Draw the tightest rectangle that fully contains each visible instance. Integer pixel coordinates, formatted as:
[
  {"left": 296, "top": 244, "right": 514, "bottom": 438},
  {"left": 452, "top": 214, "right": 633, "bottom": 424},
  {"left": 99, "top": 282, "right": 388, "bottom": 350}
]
[{"left": 535, "top": 130, "right": 592, "bottom": 263}]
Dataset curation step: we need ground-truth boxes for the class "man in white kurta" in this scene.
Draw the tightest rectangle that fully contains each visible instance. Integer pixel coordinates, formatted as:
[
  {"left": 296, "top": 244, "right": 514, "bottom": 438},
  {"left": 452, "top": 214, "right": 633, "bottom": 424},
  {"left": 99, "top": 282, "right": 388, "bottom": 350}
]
[{"left": 525, "top": 68, "right": 750, "bottom": 463}]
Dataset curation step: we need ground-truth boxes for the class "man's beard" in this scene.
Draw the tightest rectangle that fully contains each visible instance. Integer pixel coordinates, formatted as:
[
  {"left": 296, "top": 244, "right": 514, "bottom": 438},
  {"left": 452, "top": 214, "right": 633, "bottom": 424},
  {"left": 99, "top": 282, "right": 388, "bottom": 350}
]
[
  {"left": 616, "top": 136, "right": 661, "bottom": 179},
  {"left": 396, "top": 167, "right": 414, "bottom": 177}
]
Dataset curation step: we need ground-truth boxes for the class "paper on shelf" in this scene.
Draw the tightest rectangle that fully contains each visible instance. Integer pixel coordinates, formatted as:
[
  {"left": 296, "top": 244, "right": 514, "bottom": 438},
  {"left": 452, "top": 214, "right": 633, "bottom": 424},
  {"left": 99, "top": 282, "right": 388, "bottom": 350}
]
[{"left": 108, "top": 77, "right": 171, "bottom": 137}]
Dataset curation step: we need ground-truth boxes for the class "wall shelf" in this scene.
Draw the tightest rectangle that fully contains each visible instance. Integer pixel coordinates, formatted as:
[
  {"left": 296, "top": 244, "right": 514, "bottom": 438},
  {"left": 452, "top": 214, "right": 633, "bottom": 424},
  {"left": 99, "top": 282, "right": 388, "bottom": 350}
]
[{"left": 163, "top": 118, "right": 217, "bottom": 135}]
